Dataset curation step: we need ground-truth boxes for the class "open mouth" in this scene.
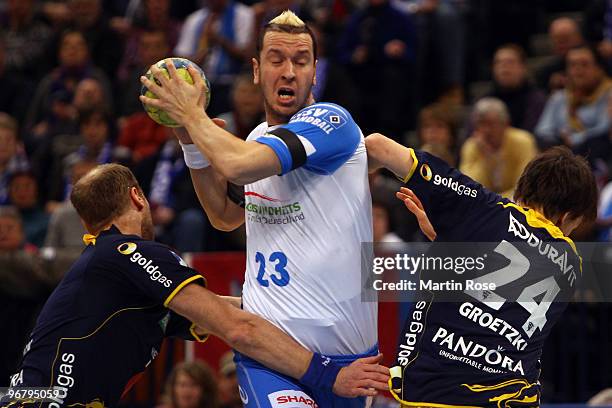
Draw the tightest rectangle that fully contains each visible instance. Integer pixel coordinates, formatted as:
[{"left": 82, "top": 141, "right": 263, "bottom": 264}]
[{"left": 277, "top": 87, "right": 295, "bottom": 103}]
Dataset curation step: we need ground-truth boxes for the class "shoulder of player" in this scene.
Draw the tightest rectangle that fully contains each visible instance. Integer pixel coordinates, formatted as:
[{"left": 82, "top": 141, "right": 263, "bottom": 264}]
[
  {"left": 286, "top": 102, "right": 359, "bottom": 137},
  {"left": 96, "top": 234, "right": 176, "bottom": 263}
]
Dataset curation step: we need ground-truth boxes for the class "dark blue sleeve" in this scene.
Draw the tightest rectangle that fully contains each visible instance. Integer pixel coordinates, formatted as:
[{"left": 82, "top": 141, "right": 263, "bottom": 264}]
[
  {"left": 403, "top": 149, "right": 502, "bottom": 235},
  {"left": 111, "top": 239, "right": 205, "bottom": 307},
  {"left": 255, "top": 103, "right": 361, "bottom": 175},
  {"left": 165, "top": 311, "right": 209, "bottom": 343}
]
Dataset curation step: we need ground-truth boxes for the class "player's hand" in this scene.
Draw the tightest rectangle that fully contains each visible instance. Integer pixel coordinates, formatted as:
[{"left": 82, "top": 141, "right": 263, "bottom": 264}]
[
  {"left": 396, "top": 187, "right": 437, "bottom": 241},
  {"left": 332, "top": 354, "right": 390, "bottom": 397},
  {"left": 140, "top": 59, "right": 208, "bottom": 125}
]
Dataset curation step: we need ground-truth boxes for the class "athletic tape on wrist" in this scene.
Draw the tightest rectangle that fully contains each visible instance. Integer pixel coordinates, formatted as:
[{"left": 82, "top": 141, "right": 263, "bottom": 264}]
[
  {"left": 300, "top": 353, "right": 342, "bottom": 393},
  {"left": 180, "top": 142, "right": 210, "bottom": 169}
]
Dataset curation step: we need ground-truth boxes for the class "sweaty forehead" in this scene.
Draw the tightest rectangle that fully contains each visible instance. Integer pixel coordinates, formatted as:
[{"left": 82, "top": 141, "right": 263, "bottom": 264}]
[{"left": 262, "top": 31, "right": 313, "bottom": 55}]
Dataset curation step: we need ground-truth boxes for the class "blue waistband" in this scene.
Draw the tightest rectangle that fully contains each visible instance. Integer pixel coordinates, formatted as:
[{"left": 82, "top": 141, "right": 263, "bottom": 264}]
[{"left": 235, "top": 343, "right": 379, "bottom": 367}]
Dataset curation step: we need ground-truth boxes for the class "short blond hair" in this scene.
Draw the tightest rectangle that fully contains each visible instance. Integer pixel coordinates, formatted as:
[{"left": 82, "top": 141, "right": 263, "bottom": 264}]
[
  {"left": 256, "top": 10, "right": 317, "bottom": 60},
  {"left": 269, "top": 10, "right": 305, "bottom": 27}
]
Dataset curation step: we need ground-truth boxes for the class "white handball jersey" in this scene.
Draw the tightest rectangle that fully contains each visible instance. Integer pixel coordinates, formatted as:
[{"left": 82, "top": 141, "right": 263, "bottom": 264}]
[{"left": 241, "top": 102, "right": 377, "bottom": 355}]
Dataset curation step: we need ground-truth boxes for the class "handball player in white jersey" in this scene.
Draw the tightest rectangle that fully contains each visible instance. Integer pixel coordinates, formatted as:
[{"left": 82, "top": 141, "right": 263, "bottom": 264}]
[{"left": 140, "top": 10, "right": 382, "bottom": 407}]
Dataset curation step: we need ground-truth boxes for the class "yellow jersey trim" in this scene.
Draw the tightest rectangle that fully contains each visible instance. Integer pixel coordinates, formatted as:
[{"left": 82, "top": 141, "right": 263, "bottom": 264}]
[
  {"left": 497, "top": 202, "right": 577, "bottom": 254},
  {"left": 189, "top": 323, "right": 210, "bottom": 343},
  {"left": 388, "top": 379, "right": 481, "bottom": 408},
  {"left": 163, "top": 275, "right": 204, "bottom": 307},
  {"left": 48, "top": 306, "right": 152, "bottom": 395},
  {"left": 400, "top": 148, "right": 419, "bottom": 184},
  {"left": 83, "top": 233, "right": 98, "bottom": 246},
  {"left": 497, "top": 202, "right": 582, "bottom": 273}
]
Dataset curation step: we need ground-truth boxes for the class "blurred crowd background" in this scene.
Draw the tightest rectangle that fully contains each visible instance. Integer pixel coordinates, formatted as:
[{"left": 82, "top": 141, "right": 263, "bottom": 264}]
[{"left": 2, "top": 0, "right": 612, "bottom": 405}]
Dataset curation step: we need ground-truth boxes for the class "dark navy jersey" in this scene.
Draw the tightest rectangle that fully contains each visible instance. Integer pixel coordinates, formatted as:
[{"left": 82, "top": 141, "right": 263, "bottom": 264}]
[
  {"left": 391, "top": 150, "right": 581, "bottom": 408},
  {"left": 3, "top": 226, "right": 206, "bottom": 408}
]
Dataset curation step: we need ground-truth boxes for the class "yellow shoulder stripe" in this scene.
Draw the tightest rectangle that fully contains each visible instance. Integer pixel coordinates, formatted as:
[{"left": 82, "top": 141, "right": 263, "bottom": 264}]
[
  {"left": 163, "top": 275, "right": 205, "bottom": 307},
  {"left": 400, "top": 148, "right": 419, "bottom": 184}
]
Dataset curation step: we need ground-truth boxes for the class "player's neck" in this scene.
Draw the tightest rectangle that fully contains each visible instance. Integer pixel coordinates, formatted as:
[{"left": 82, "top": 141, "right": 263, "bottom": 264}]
[
  {"left": 104, "top": 211, "right": 143, "bottom": 238},
  {"left": 515, "top": 200, "right": 565, "bottom": 229}
]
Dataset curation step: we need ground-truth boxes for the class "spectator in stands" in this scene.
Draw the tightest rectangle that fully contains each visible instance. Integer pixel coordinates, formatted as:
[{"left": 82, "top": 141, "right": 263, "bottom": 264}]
[
  {"left": 0, "top": 0, "right": 53, "bottom": 79},
  {"left": 0, "top": 34, "right": 35, "bottom": 124},
  {"left": 43, "top": 159, "right": 95, "bottom": 250},
  {"left": 309, "top": 23, "right": 360, "bottom": 113},
  {"left": 31, "top": 77, "right": 110, "bottom": 204},
  {"left": 130, "top": 0, "right": 182, "bottom": 47},
  {"left": 24, "top": 30, "right": 113, "bottom": 150},
  {"left": 370, "top": 172, "right": 422, "bottom": 242},
  {"left": 396, "top": 0, "right": 466, "bottom": 104},
  {"left": 536, "top": 17, "right": 583, "bottom": 93},
  {"left": 162, "top": 361, "right": 220, "bottom": 408},
  {"left": 217, "top": 73, "right": 264, "bottom": 140},
  {"left": 583, "top": 0, "right": 612, "bottom": 64},
  {"left": 117, "top": 0, "right": 182, "bottom": 87},
  {"left": 66, "top": 0, "right": 124, "bottom": 78},
  {"left": 117, "top": 113, "right": 170, "bottom": 164},
  {"left": 417, "top": 102, "right": 459, "bottom": 165},
  {"left": 118, "top": 29, "right": 170, "bottom": 117},
  {"left": 0, "top": 205, "right": 47, "bottom": 383},
  {"left": 41, "top": 159, "right": 96, "bottom": 283},
  {"left": 597, "top": 180, "right": 612, "bottom": 241},
  {"left": 218, "top": 351, "right": 241, "bottom": 408},
  {"left": 484, "top": 44, "right": 547, "bottom": 133},
  {"left": 175, "top": 0, "right": 254, "bottom": 115},
  {"left": 535, "top": 45, "right": 612, "bottom": 153},
  {"left": 73, "top": 77, "right": 110, "bottom": 114},
  {"left": 43, "top": 109, "right": 116, "bottom": 207},
  {"left": 460, "top": 97, "right": 537, "bottom": 198},
  {"left": 0, "top": 113, "right": 29, "bottom": 206},
  {"left": 133, "top": 139, "right": 208, "bottom": 252},
  {"left": 373, "top": 198, "right": 403, "bottom": 243},
  {"left": 8, "top": 171, "right": 49, "bottom": 248},
  {"left": 338, "top": 0, "right": 417, "bottom": 137}
]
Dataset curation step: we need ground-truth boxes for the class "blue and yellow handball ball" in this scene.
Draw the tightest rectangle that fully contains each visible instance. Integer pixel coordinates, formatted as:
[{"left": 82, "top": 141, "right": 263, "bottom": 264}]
[{"left": 141, "top": 57, "right": 211, "bottom": 127}]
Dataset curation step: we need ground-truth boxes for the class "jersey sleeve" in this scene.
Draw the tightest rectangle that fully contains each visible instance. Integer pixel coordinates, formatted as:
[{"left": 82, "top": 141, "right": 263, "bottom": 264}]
[
  {"left": 402, "top": 149, "right": 502, "bottom": 235},
  {"left": 255, "top": 102, "right": 361, "bottom": 175},
  {"left": 111, "top": 239, "right": 205, "bottom": 307},
  {"left": 165, "top": 311, "right": 209, "bottom": 343}
]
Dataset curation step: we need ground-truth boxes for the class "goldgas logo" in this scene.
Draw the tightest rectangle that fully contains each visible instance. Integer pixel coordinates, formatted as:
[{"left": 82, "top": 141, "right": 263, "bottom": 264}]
[
  {"left": 118, "top": 243, "right": 172, "bottom": 287},
  {"left": 420, "top": 164, "right": 432, "bottom": 181},
  {"left": 117, "top": 242, "right": 137, "bottom": 255}
]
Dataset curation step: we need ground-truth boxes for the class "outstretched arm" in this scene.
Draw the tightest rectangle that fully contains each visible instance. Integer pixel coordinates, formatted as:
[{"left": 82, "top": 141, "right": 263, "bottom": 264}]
[
  {"left": 365, "top": 133, "right": 415, "bottom": 179},
  {"left": 169, "top": 283, "right": 390, "bottom": 397}
]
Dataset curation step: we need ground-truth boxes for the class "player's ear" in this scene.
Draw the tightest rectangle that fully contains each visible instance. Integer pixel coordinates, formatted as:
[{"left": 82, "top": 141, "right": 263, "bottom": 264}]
[
  {"left": 129, "top": 187, "right": 146, "bottom": 211},
  {"left": 558, "top": 212, "right": 582, "bottom": 235},
  {"left": 252, "top": 58, "right": 260, "bottom": 85},
  {"left": 313, "top": 59, "right": 317, "bottom": 86}
]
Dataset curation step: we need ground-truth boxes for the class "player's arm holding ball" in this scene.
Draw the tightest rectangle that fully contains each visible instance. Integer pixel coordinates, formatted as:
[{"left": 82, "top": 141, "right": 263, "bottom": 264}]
[{"left": 140, "top": 59, "right": 282, "bottom": 184}]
